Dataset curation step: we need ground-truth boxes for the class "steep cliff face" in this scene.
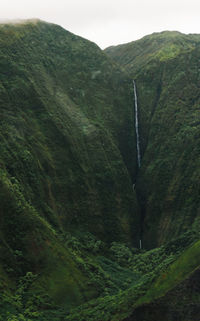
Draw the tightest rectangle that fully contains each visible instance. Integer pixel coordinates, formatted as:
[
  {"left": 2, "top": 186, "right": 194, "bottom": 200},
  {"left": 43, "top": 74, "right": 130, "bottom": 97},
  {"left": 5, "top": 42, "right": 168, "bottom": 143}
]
[
  {"left": 105, "top": 31, "right": 200, "bottom": 248},
  {"left": 0, "top": 19, "right": 139, "bottom": 242},
  {"left": 0, "top": 19, "right": 140, "bottom": 310},
  {"left": 1, "top": 22, "right": 200, "bottom": 320}
]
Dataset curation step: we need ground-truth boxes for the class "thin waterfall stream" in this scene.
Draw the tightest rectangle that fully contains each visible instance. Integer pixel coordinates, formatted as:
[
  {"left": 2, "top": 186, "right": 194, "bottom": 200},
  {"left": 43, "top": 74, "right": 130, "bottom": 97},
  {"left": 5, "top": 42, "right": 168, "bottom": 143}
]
[
  {"left": 133, "top": 80, "right": 141, "bottom": 168},
  {"left": 133, "top": 80, "right": 143, "bottom": 249}
]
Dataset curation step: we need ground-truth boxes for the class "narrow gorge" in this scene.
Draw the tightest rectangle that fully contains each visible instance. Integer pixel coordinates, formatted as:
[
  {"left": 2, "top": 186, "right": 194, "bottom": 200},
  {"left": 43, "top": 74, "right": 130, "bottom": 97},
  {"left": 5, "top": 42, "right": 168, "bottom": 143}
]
[{"left": 0, "top": 21, "right": 200, "bottom": 321}]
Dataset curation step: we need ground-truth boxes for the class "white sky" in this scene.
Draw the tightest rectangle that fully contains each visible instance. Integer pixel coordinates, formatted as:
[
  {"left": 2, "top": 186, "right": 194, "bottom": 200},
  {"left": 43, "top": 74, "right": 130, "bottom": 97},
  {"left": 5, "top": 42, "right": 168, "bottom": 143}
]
[{"left": 1, "top": 0, "right": 200, "bottom": 48}]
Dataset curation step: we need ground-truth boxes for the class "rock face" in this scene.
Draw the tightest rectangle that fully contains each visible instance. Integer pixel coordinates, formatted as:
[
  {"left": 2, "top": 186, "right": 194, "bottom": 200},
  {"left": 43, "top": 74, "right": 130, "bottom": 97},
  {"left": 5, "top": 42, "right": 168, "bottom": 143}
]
[{"left": 105, "top": 31, "right": 200, "bottom": 248}]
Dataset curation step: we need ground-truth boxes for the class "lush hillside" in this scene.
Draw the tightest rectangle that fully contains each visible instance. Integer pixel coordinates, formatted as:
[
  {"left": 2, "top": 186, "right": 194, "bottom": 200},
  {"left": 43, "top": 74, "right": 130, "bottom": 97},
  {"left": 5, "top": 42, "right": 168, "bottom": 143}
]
[
  {"left": 101, "top": 30, "right": 200, "bottom": 321},
  {"left": 105, "top": 31, "right": 200, "bottom": 75},
  {"left": 0, "top": 19, "right": 142, "bottom": 318},
  {"left": 125, "top": 239, "right": 200, "bottom": 321},
  {"left": 105, "top": 31, "right": 200, "bottom": 248},
  {"left": 1, "top": 22, "right": 200, "bottom": 321},
  {"left": 0, "top": 19, "right": 141, "bottom": 242},
  {"left": 64, "top": 236, "right": 200, "bottom": 321}
]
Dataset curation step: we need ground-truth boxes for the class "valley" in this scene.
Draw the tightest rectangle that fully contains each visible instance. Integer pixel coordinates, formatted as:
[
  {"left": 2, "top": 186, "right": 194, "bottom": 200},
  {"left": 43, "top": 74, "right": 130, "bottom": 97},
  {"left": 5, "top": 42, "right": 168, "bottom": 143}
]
[{"left": 0, "top": 21, "right": 199, "bottom": 320}]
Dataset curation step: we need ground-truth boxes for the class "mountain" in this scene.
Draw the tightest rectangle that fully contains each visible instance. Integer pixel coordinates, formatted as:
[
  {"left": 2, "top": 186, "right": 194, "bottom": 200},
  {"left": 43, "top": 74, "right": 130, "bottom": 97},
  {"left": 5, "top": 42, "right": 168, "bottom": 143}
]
[
  {"left": 105, "top": 31, "right": 200, "bottom": 248},
  {"left": 0, "top": 19, "right": 140, "bottom": 316},
  {"left": 0, "top": 21, "right": 200, "bottom": 320},
  {"left": 103, "top": 31, "right": 200, "bottom": 320}
]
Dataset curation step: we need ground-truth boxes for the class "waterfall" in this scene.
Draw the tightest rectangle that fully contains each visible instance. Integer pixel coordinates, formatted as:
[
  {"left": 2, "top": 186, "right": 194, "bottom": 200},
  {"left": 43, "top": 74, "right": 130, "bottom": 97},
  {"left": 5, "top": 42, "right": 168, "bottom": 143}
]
[
  {"left": 133, "top": 80, "right": 142, "bottom": 249},
  {"left": 133, "top": 80, "right": 141, "bottom": 168}
]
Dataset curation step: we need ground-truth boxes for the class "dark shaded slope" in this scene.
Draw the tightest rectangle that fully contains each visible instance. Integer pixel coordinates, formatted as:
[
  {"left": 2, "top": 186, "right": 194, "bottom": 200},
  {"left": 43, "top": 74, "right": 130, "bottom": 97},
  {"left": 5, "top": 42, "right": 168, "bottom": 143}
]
[
  {"left": 126, "top": 268, "right": 200, "bottom": 321},
  {"left": 105, "top": 31, "right": 200, "bottom": 248},
  {"left": 125, "top": 242, "right": 200, "bottom": 321},
  {"left": 136, "top": 47, "right": 200, "bottom": 247}
]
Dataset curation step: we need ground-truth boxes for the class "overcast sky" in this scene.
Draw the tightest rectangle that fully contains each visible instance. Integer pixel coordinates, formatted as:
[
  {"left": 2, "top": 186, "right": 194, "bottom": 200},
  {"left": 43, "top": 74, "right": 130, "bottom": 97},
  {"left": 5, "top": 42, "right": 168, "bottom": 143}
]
[{"left": 1, "top": 0, "right": 200, "bottom": 48}]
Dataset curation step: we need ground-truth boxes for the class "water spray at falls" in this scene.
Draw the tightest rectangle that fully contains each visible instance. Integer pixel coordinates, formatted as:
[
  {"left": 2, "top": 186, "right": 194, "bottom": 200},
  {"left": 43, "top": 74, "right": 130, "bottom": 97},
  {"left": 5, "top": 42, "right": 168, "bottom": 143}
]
[{"left": 133, "top": 80, "right": 141, "bottom": 168}]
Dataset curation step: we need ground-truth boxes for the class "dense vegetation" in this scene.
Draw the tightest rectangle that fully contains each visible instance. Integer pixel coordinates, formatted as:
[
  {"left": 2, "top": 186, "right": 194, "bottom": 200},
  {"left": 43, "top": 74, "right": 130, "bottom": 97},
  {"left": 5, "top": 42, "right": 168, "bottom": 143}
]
[
  {"left": 105, "top": 30, "right": 200, "bottom": 319},
  {"left": 0, "top": 21, "right": 200, "bottom": 320},
  {"left": 106, "top": 31, "right": 200, "bottom": 248},
  {"left": 0, "top": 19, "right": 141, "bottom": 319}
]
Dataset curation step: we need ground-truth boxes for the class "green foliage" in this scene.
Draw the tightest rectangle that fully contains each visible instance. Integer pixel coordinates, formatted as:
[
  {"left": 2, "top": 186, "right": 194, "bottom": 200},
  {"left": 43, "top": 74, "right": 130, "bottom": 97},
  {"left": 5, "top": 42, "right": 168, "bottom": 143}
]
[
  {"left": 106, "top": 30, "right": 200, "bottom": 248},
  {"left": 62, "top": 232, "right": 104, "bottom": 254},
  {"left": 1, "top": 22, "right": 200, "bottom": 321},
  {"left": 0, "top": 272, "right": 42, "bottom": 320},
  {"left": 136, "top": 239, "right": 200, "bottom": 308},
  {"left": 0, "top": 19, "right": 138, "bottom": 247},
  {"left": 109, "top": 242, "right": 135, "bottom": 265},
  {"left": 0, "top": 19, "right": 139, "bottom": 317}
]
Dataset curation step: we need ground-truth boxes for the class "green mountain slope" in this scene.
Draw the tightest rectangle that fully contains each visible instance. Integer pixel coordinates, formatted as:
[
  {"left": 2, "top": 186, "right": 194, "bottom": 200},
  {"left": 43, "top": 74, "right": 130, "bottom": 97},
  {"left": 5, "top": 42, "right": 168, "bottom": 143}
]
[
  {"left": 1, "top": 22, "right": 200, "bottom": 321},
  {"left": 0, "top": 19, "right": 141, "bottom": 315},
  {"left": 65, "top": 237, "right": 200, "bottom": 321},
  {"left": 125, "top": 239, "right": 200, "bottom": 321},
  {"left": 0, "top": 19, "right": 140, "bottom": 242},
  {"left": 105, "top": 31, "right": 199, "bottom": 74},
  {"left": 105, "top": 31, "right": 200, "bottom": 248}
]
